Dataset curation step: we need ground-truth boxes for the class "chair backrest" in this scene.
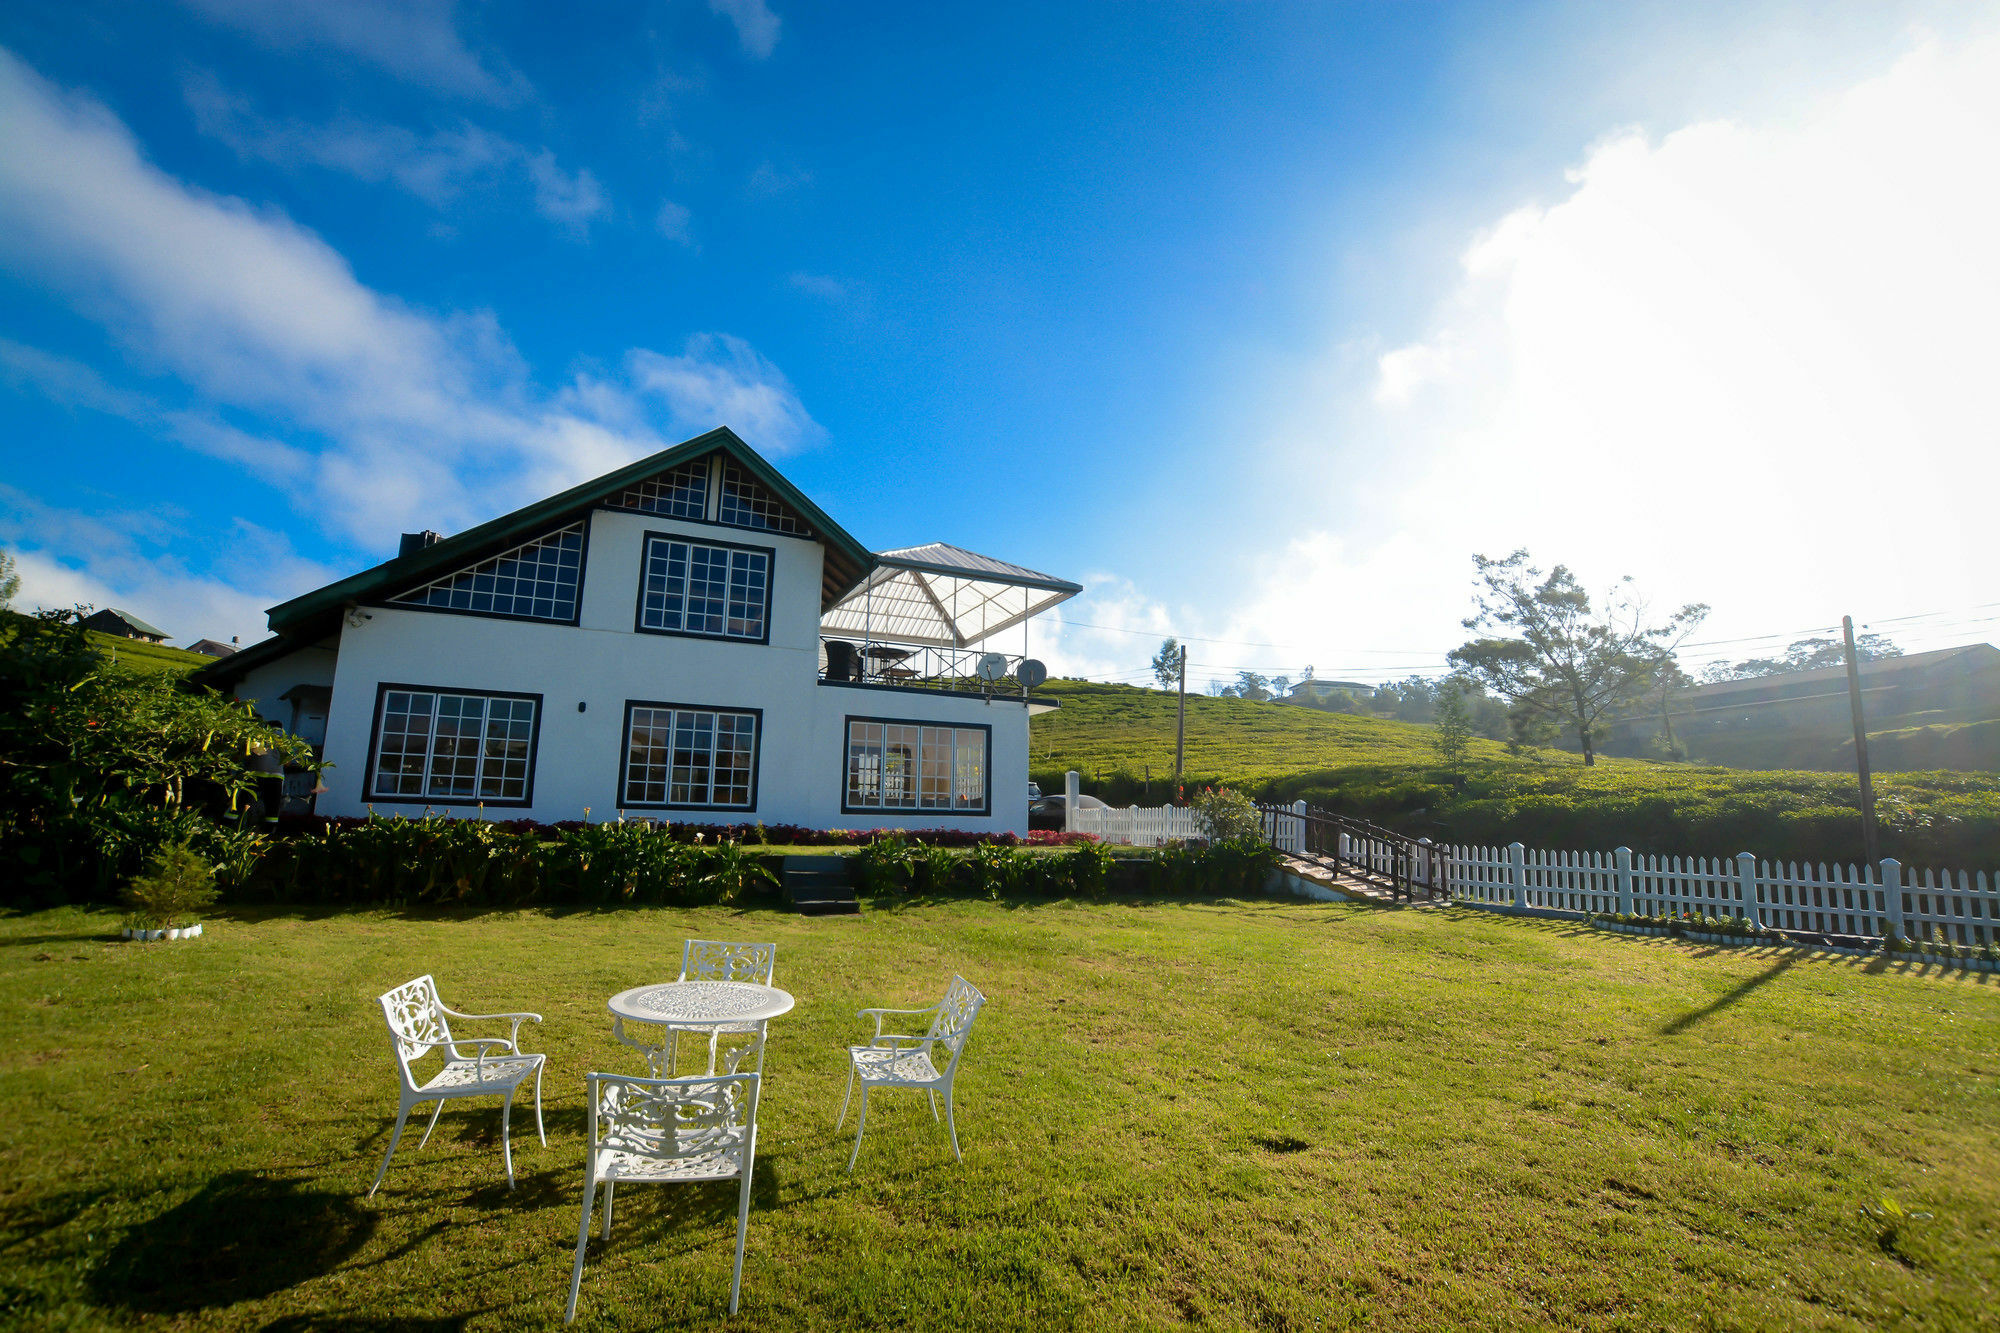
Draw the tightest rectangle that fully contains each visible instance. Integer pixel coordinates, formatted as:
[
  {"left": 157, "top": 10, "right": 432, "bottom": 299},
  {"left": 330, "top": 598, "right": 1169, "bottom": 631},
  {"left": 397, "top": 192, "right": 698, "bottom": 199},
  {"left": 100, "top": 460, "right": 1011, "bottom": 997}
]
[
  {"left": 924, "top": 974, "right": 986, "bottom": 1073},
  {"left": 379, "top": 975, "right": 453, "bottom": 1087},
  {"left": 587, "top": 1072, "right": 759, "bottom": 1174},
  {"left": 680, "top": 939, "right": 777, "bottom": 986}
]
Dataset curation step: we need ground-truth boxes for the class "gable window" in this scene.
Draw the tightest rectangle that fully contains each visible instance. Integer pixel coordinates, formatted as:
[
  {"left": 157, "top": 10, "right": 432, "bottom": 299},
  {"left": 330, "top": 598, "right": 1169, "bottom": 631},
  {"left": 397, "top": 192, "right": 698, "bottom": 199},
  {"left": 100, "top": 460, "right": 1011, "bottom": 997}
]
[
  {"left": 636, "top": 535, "right": 771, "bottom": 641},
  {"left": 392, "top": 523, "right": 584, "bottom": 623},
  {"left": 606, "top": 458, "right": 709, "bottom": 520},
  {"left": 621, "top": 702, "right": 759, "bottom": 809},
  {"left": 844, "top": 718, "right": 988, "bottom": 814},
  {"left": 718, "top": 462, "right": 812, "bottom": 536},
  {"left": 368, "top": 685, "right": 540, "bottom": 805}
]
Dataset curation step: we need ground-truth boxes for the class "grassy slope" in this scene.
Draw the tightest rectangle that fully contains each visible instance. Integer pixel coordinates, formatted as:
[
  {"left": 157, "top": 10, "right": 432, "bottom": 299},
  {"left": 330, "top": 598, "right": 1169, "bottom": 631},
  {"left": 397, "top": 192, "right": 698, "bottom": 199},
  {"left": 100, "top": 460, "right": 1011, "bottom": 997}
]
[
  {"left": 1029, "top": 682, "right": 2000, "bottom": 865},
  {"left": 1, "top": 898, "right": 1994, "bottom": 1330},
  {"left": 86, "top": 632, "right": 211, "bottom": 675}
]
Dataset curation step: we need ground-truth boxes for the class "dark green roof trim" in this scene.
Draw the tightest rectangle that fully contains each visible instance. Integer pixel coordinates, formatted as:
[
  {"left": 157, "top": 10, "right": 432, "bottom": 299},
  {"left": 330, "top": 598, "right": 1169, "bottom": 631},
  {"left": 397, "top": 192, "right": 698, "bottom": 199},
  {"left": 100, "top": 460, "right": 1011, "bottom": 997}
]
[
  {"left": 265, "top": 428, "right": 873, "bottom": 635},
  {"left": 188, "top": 632, "right": 314, "bottom": 690}
]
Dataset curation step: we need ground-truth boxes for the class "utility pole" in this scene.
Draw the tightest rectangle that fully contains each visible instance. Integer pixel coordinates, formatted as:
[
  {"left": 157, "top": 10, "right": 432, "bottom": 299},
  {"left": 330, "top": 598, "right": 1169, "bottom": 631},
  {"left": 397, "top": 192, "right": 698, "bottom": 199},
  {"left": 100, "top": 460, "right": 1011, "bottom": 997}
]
[
  {"left": 1842, "top": 615, "right": 1882, "bottom": 870},
  {"left": 1173, "top": 646, "right": 1187, "bottom": 801}
]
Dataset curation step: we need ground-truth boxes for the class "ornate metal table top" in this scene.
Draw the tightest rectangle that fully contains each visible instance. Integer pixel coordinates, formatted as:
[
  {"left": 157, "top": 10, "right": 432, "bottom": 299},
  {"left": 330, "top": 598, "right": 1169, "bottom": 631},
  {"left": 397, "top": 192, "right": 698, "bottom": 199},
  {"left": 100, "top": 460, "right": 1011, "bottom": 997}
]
[{"left": 607, "top": 981, "right": 795, "bottom": 1027}]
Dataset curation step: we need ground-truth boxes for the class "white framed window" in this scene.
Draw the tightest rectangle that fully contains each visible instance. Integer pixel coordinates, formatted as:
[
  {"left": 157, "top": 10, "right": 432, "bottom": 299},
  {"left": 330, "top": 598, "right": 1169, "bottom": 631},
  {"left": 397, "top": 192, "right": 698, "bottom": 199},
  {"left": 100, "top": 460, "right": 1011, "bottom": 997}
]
[
  {"left": 622, "top": 703, "right": 759, "bottom": 809},
  {"left": 718, "top": 461, "right": 812, "bottom": 535},
  {"left": 392, "top": 523, "right": 584, "bottom": 623},
  {"left": 606, "top": 458, "right": 709, "bottom": 520},
  {"left": 844, "top": 718, "right": 988, "bottom": 814},
  {"left": 368, "top": 686, "right": 540, "bottom": 805},
  {"left": 636, "top": 535, "right": 771, "bottom": 641}
]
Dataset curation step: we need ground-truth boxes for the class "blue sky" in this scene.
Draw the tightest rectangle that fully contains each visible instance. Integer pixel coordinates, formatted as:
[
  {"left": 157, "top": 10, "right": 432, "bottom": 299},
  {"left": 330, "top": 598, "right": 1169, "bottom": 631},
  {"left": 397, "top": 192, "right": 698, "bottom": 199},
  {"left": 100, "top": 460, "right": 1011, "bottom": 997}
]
[{"left": 3, "top": 0, "right": 1997, "bottom": 688}]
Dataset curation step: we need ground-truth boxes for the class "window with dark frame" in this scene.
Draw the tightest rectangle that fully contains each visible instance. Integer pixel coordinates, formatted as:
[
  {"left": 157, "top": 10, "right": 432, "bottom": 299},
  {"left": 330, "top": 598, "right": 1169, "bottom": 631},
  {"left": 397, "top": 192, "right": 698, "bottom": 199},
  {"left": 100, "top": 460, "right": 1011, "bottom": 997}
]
[
  {"left": 844, "top": 720, "right": 986, "bottom": 812},
  {"left": 623, "top": 704, "right": 758, "bottom": 808},
  {"left": 605, "top": 458, "right": 710, "bottom": 519},
  {"left": 718, "top": 461, "right": 812, "bottom": 535},
  {"left": 638, "top": 535, "right": 769, "bottom": 639},
  {"left": 391, "top": 523, "right": 583, "bottom": 622},
  {"left": 370, "top": 688, "right": 537, "bottom": 802}
]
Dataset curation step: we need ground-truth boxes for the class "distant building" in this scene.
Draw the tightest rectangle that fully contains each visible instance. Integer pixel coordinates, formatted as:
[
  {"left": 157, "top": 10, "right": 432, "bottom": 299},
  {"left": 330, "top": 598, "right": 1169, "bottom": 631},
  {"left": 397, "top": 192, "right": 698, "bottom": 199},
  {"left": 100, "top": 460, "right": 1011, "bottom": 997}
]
[
  {"left": 187, "top": 638, "right": 241, "bottom": 658},
  {"left": 1285, "top": 678, "right": 1377, "bottom": 703},
  {"left": 81, "top": 608, "right": 168, "bottom": 643}
]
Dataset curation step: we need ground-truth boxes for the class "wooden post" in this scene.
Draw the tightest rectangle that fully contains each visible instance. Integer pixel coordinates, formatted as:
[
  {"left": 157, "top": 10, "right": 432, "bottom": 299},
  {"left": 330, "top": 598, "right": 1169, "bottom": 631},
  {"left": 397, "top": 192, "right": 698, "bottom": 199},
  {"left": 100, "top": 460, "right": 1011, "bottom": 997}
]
[
  {"left": 1842, "top": 615, "right": 1883, "bottom": 871},
  {"left": 1614, "top": 846, "right": 1632, "bottom": 917},
  {"left": 1064, "top": 770, "right": 1080, "bottom": 835},
  {"left": 1737, "top": 852, "right": 1759, "bottom": 928},
  {"left": 1508, "top": 842, "right": 1526, "bottom": 911},
  {"left": 1173, "top": 648, "right": 1187, "bottom": 800},
  {"left": 1878, "top": 856, "right": 1904, "bottom": 941}
]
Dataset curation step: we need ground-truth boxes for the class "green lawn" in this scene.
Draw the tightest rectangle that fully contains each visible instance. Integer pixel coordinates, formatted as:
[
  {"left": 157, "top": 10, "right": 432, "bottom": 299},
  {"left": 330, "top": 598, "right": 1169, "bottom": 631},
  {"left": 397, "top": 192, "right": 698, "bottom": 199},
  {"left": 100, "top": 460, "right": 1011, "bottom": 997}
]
[{"left": 3, "top": 895, "right": 1996, "bottom": 1330}]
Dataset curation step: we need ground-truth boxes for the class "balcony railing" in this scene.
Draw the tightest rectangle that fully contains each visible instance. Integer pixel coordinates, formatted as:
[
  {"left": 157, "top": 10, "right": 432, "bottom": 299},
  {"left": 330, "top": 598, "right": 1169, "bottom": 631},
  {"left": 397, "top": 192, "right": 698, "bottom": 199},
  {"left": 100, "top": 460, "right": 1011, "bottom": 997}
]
[{"left": 818, "top": 639, "right": 1039, "bottom": 699}]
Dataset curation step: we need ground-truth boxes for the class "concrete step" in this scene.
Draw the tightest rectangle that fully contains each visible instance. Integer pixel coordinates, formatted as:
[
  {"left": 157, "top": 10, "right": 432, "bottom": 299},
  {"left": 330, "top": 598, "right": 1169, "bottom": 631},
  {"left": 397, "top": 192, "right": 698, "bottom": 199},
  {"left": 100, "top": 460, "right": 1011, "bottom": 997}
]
[{"left": 783, "top": 855, "right": 858, "bottom": 917}]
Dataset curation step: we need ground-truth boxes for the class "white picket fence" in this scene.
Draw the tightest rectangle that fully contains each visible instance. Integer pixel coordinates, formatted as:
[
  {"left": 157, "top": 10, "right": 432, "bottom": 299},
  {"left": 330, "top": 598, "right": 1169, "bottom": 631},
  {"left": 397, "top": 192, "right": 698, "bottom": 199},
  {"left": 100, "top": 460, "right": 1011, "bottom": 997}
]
[{"left": 1437, "top": 843, "right": 1999, "bottom": 946}]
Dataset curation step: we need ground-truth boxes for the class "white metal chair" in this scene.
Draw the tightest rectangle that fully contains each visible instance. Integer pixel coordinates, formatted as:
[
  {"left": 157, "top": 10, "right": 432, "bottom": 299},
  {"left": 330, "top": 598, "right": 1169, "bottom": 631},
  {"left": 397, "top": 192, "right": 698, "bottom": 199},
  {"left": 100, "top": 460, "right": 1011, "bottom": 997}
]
[
  {"left": 646, "top": 939, "right": 778, "bottom": 1078},
  {"left": 564, "top": 1071, "right": 761, "bottom": 1321},
  {"left": 837, "top": 974, "right": 985, "bottom": 1171},
  {"left": 370, "top": 975, "right": 545, "bottom": 1196}
]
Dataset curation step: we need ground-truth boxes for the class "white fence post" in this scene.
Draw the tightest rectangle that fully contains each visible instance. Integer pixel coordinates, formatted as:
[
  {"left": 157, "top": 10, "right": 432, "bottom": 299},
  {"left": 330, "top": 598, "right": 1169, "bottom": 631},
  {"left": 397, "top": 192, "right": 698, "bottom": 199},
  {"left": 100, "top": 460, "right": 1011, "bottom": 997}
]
[
  {"left": 1737, "top": 852, "right": 1758, "bottom": 927},
  {"left": 1064, "top": 770, "right": 1080, "bottom": 834},
  {"left": 1879, "top": 857, "right": 1904, "bottom": 939},
  {"left": 1614, "top": 847, "right": 1632, "bottom": 916},
  {"left": 1508, "top": 842, "right": 1526, "bottom": 910}
]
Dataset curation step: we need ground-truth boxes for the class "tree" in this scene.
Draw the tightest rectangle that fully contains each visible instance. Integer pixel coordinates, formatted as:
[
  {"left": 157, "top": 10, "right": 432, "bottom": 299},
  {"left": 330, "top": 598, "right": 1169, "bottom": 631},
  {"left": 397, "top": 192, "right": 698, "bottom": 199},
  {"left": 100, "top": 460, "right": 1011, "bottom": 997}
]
[
  {"left": 0, "top": 548, "right": 17, "bottom": 610},
  {"left": 1233, "top": 670, "right": 1271, "bottom": 701},
  {"left": 1432, "top": 682, "right": 1472, "bottom": 774},
  {"left": 1448, "top": 551, "right": 1707, "bottom": 767},
  {"left": 1150, "top": 637, "right": 1187, "bottom": 691},
  {"left": 1702, "top": 633, "right": 1900, "bottom": 682},
  {"left": 1269, "top": 674, "right": 1293, "bottom": 699}
]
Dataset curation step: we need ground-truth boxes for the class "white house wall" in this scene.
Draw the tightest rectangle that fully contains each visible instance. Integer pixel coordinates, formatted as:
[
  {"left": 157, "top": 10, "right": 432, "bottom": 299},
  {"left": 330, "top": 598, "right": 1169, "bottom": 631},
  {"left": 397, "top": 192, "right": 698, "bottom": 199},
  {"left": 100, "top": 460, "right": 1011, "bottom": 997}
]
[
  {"left": 228, "top": 641, "right": 339, "bottom": 722},
  {"left": 312, "top": 507, "right": 1034, "bottom": 832}
]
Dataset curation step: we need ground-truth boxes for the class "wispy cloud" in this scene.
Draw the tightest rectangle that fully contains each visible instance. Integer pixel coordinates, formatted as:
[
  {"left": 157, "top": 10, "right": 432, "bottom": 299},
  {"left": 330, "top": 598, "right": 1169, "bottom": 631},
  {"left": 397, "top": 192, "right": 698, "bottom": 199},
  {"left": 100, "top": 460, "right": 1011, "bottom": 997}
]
[
  {"left": 747, "top": 160, "right": 812, "bottom": 197},
  {"left": 178, "top": 0, "right": 527, "bottom": 103},
  {"left": 786, "top": 271, "right": 849, "bottom": 302},
  {"left": 655, "top": 200, "right": 695, "bottom": 246},
  {"left": 0, "top": 46, "right": 818, "bottom": 575},
  {"left": 708, "top": 0, "right": 781, "bottom": 59},
  {"left": 186, "top": 73, "right": 607, "bottom": 234}
]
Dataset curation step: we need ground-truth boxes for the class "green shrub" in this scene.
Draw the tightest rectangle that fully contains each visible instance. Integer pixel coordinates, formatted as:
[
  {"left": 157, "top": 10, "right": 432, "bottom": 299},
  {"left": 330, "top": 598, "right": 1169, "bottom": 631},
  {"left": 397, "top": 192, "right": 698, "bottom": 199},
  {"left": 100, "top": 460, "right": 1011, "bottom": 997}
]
[
  {"left": 121, "top": 842, "right": 218, "bottom": 927},
  {"left": 1192, "top": 786, "right": 1263, "bottom": 843}
]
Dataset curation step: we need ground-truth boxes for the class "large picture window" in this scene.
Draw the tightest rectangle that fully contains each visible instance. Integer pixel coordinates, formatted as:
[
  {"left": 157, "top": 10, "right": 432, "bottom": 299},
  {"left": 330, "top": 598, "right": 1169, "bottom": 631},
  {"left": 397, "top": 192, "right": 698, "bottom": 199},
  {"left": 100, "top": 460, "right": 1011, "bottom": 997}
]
[
  {"left": 392, "top": 523, "right": 584, "bottom": 623},
  {"left": 636, "top": 535, "right": 771, "bottom": 641},
  {"left": 621, "top": 703, "right": 760, "bottom": 809},
  {"left": 367, "top": 685, "right": 540, "bottom": 805},
  {"left": 844, "top": 719, "right": 989, "bottom": 814}
]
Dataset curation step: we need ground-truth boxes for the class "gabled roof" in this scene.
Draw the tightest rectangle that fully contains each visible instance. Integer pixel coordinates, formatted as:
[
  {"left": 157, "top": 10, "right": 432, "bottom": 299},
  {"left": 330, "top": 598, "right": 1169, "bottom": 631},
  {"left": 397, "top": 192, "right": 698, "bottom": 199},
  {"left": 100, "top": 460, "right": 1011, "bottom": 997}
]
[
  {"left": 820, "top": 542, "right": 1081, "bottom": 649},
  {"left": 264, "top": 428, "right": 872, "bottom": 638},
  {"left": 186, "top": 638, "right": 238, "bottom": 657},
  {"left": 1685, "top": 644, "right": 2000, "bottom": 701},
  {"left": 92, "top": 608, "right": 169, "bottom": 638}
]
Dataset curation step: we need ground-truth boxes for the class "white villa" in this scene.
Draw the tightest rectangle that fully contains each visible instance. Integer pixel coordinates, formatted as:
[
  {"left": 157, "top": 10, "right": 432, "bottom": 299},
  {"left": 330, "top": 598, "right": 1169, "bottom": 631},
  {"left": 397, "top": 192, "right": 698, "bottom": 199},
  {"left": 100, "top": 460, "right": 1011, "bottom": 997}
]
[{"left": 197, "top": 428, "right": 1078, "bottom": 834}]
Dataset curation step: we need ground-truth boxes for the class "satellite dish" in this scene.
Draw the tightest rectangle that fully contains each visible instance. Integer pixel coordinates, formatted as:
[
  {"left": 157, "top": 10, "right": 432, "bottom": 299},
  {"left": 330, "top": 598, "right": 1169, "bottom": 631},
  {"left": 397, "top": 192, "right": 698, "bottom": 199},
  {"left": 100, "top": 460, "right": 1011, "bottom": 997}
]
[
  {"left": 976, "top": 652, "right": 1009, "bottom": 682},
  {"left": 1017, "top": 658, "right": 1048, "bottom": 690}
]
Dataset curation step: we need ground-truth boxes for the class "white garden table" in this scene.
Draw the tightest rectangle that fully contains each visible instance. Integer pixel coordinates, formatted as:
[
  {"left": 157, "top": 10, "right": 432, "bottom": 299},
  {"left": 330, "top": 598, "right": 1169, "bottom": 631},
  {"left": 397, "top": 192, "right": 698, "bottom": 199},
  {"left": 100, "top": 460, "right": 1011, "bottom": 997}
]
[{"left": 608, "top": 981, "right": 795, "bottom": 1076}]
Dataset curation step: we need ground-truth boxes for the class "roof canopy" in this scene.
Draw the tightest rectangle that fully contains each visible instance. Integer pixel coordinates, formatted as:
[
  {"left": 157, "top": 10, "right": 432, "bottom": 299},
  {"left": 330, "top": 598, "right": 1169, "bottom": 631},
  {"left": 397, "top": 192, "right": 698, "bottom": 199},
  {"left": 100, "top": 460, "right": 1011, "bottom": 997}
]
[{"left": 820, "top": 543, "right": 1081, "bottom": 649}]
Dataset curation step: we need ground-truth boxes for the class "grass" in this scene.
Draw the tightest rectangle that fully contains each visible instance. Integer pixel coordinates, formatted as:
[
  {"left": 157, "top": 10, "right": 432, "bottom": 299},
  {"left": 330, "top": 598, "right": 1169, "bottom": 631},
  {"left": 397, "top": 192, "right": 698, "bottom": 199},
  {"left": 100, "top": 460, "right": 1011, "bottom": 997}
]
[
  {"left": 3, "top": 894, "right": 1997, "bottom": 1329},
  {"left": 84, "top": 632, "right": 212, "bottom": 676}
]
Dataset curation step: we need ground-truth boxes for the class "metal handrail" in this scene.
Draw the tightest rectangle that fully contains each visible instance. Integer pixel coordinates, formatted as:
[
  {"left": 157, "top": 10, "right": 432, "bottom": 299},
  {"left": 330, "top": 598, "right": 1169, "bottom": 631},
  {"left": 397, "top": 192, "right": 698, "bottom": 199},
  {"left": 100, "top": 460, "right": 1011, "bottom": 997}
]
[
  {"left": 817, "top": 639, "right": 1033, "bottom": 698},
  {"left": 1257, "top": 802, "right": 1448, "bottom": 902}
]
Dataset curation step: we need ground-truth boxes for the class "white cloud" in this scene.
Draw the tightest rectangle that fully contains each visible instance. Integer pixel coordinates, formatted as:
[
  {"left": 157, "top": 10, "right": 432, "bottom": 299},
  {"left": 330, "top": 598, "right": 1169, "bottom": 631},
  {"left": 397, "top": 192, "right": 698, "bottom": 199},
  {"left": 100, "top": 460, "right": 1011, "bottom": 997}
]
[
  {"left": 655, "top": 199, "right": 695, "bottom": 245},
  {"left": 708, "top": 0, "right": 781, "bottom": 59},
  {"left": 786, "top": 271, "right": 848, "bottom": 302},
  {"left": 186, "top": 74, "right": 607, "bottom": 233},
  {"left": 0, "top": 47, "right": 815, "bottom": 588},
  {"left": 178, "top": 0, "right": 526, "bottom": 103},
  {"left": 747, "top": 161, "right": 812, "bottom": 197}
]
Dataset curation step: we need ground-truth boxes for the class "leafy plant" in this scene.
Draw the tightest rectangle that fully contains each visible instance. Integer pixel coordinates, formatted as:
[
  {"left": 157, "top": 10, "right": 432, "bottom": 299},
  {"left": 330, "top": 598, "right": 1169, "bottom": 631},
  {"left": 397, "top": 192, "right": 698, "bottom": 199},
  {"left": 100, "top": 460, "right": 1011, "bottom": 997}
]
[
  {"left": 1191, "top": 786, "right": 1262, "bottom": 843},
  {"left": 1861, "top": 1195, "right": 1932, "bottom": 1262},
  {"left": 121, "top": 842, "right": 218, "bottom": 927}
]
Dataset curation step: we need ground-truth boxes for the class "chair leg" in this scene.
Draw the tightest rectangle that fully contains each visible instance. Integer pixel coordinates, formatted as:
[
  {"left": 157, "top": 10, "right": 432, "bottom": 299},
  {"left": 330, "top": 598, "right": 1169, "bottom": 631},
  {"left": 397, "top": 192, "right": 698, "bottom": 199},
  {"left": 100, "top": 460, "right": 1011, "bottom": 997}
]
[
  {"left": 730, "top": 1161, "right": 753, "bottom": 1314},
  {"left": 707, "top": 1029, "right": 721, "bottom": 1077},
  {"left": 416, "top": 1098, "right": 446, "bottom": 1151},
  {"left": 846, "top": 1089, "right": 869, "bottom": 1173},
  {"left": 501, "top": 1086, "right": 516, "bottom": 1188},
  {"left": 836, "top": 1065, "right": 856, "bottom": 1129},
  {"left": 534, "top": 1061, "right": 547, "bottom": 1147},
  {"left": 564, "top": 1175, "right": 596, "bottom": 1324},
  {"left": 945, "top": 1083, "right": 962, "bottom": 1162},
  {"left": 928, "top": 1089, "right": 940, "bottom": 1122},
  {"left": 369, "top": 1100, "right": 411, "bottom": 1197}
]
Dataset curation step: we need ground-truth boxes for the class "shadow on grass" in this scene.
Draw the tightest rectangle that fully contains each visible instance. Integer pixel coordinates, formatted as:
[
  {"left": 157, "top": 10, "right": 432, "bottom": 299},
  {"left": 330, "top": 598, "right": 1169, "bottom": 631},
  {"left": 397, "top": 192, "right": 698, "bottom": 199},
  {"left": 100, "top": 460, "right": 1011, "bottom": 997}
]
[
  {"left": 91, "top": 1172, "right": 376, "bottom": 1314},
  {"left": 1659, "top": 956, "right": 1797, "bottom": 1035}
]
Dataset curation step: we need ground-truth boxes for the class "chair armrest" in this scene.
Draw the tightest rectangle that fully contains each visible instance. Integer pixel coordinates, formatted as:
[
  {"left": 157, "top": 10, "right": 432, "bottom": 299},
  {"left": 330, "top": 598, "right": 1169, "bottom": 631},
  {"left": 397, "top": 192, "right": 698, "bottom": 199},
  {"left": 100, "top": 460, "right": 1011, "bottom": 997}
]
[
  {"left": 865, "top": 1031, "right": 925, "bottom": 1047},
  {"left": 443, "top": 1007, "right": 543, "bottom": 1023},
  {"left": 857, "top": 1004, "right": 939, "bottom": 1040}
]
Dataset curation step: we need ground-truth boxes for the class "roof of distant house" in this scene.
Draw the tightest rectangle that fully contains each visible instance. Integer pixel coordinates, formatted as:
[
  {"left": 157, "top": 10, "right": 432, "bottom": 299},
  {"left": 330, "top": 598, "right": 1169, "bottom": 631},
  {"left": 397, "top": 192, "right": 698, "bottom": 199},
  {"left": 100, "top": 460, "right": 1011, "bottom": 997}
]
[
  {"left": 187, "top": 638, "right": 238, "bottom": 657},
  {"left": 1684, "top": 644, "right": 2000, "bottom": 701},
  {"left": 1291, "top": 678, "right": 1374, "bottom": 693},
  {"left": 91, "top": 608, "right": 169, "bottom": 638}
]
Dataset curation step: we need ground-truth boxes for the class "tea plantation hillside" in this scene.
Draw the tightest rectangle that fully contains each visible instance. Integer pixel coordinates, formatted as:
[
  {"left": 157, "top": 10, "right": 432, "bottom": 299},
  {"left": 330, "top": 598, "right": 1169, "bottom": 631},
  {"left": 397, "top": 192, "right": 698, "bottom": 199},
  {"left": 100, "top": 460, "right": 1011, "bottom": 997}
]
[{"left": 1029, "top": 680, "right": 2000, "bottom": 868}]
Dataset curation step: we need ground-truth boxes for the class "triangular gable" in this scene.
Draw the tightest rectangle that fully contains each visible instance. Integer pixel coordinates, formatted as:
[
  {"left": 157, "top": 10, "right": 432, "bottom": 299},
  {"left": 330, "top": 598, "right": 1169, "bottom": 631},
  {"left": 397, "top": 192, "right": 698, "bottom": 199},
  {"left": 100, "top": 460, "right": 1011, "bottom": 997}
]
[
  {"left": 603, "top": 455, "right": 711, "bottom": 520},
  {"left": 717, "top": 459, "right": 813, "bottom": 536},
  {"left": 602, "top": 451, "right": 814, "bottom": 538},
  {"left": 263, "top": 428, "right": 872, "bottom": 636},
  {"left": 391, "top": 522, "right": 585, "bottom": 623}
]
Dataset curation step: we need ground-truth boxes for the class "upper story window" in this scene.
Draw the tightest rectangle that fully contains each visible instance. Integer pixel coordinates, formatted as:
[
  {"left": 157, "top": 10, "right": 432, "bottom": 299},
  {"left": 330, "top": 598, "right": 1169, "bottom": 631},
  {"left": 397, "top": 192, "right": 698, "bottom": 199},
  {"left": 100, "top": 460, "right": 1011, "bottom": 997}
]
[
  {"left": 719, "top": 462, "right": 812, "bottom": 536},
  {"left": 392, "top": 523, "right": 584, "bottom": 623},
  {"left": 844, "top": 718, "right": 989, "bottom": 814},
  {"left": 368, "top": 685, "right": 540, "bottom": 806},
  {"left": 605, "top": 459, "right": 709, "bottom": 520},
  {"left": 637, "top": 535, "right": 771, "bottom": 642}
]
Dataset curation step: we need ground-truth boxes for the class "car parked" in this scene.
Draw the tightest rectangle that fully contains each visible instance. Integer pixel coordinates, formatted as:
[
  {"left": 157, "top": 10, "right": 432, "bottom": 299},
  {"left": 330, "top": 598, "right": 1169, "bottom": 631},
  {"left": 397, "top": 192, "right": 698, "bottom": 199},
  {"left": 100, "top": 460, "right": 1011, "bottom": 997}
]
[{"left": 1028, "top": 791, "right": 1108, "bottom": 831}]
